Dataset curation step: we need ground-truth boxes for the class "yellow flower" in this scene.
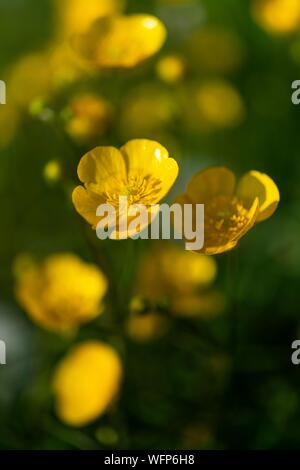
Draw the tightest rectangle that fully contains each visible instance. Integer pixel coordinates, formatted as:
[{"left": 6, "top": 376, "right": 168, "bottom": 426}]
[
  {"left": 7, "top": 45, "right": 87, "bottom": 110},
  {"left": 127, "top": 311, "right": 168, "bottom": 342},
  {"left": 65, "top": 93, "right": 113, "bottom": 142},
  {"left": 181, "top": 80, "right": 245, "bottom": 133},
  {"left": 15, "top": 253, "right": 108, "bottom": 332},
  {"left": 156, "top": 54, "right": 186, "bottom": 84},
  {"left": 176, "top": 166, "right": 280, "bottom": 255},
  {"left": 54, "top": 0, "right": 124, "bottom": 39},
  {"left": 196, "top": 80, "right": 245, "bottom": 131},
  {"left": 171, "top": 291, "right": 225, "bottom": 318},
  {"left": 252, "top": 0, "right": 300, "bottom": 35},
  {"left": 53, "top": 341, "right": 122, "bottom": 426},
  {"left": 134, "top": 243, "right": 222, "bottom": 318},
  {"left": 138, "top": 244, "right": 217, "bottom": 299},
  {"left": 72, "top": 139, "right": 179, "bottom": 238},
  {"left": 72, "top": 14, "right": 167, "bottom": 68},
  {"left": 47, "top": 43, "right": 87, "bottom": 88},
  {"left": 120, "top": 85, "right": 176, "bottom": 140},
  {"left": 7, "top": 52, "right": 54, "bottom": 109},
  {"left": 43, "top": 160, "right": 62, "bottom": 183}
]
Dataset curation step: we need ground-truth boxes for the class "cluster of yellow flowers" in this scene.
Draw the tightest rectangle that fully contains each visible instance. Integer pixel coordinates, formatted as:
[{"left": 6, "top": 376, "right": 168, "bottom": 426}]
[
  {"left": 10, "top": 0, "right": 284, "bottom": 429},
  {"left": 14, "top": 253, "right": 122, "bottom": 426},
  {"left": 1, "top": 0, "right": 167, "bottom": 149},
  {"left": 73, "top": 138, "right": 280, "bottom": 254}
]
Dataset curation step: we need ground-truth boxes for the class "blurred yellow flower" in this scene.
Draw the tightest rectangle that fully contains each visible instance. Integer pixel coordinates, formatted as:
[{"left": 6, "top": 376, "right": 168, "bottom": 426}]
[
  {"left": 176, "top": 167, "right": 280, "bottom": 255},
  {"left": 72, "top": 14, "right": 167, "bottom": 68},
  {"left": 43, "top": 160, "right": 62, "bottom": 183},
  {"left": 72, "top": 139, "right": 179, "bottom": 238},
  {"left": 15, "top": 253, "right": 108, "bottom": 332},
  {"left": 53, "top": 341, "right": 122, "bottom": 426},
  {"left": 65, "top": 93, "right": 113, "bottom": 143},
  {"left": 54, "top": 0, "right": 124, "bottom": 39},
  {"left": 252, "top": 0, "right": 300, "bottom": 35},
  {"left": 171, "top": 291, "right": 225, "bottom": 318},
  {"left": 137, "top": 244, "right": 217, "bottom": 300},
  {"left": 7, "top": 45, "right": 88, "bottom": 111},
  {"left": 134, "top": 243, "right": 223, "bottom": 318},
  {"left": 7, "top": 52, "right": 54, "bottom": 109},
  {"left": 197, "top": 80, "right": 245, "bottom": 131},
  {"left": 182, "top": 80, "right": 245, "bottom": 133},
  {"left": 184, "top": 27, "right": 244, "bottom": 74},
  {"left": 47, "top": 43, "right": 87, "bottom": 88},
  {"left": 156, "top": 54, "right": 186, "bottom": 84},
  {"left": 127, "top": 311, "right": 169, "bottom": 342},
  {"left": 120, "top": 85, "right": 176, "bottom": 140}
]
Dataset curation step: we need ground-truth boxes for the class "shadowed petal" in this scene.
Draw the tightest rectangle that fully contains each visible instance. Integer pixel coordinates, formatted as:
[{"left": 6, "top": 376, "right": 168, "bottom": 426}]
[
  {"left": 187, "top": 166, "right": 236, "bottom": 203},
  {"left": 237, "top": 170, "right": 280, "bottom": 222}
]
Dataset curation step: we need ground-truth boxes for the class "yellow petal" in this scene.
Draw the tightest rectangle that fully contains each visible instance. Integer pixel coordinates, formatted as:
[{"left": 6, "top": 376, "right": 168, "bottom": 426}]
[
  {"left": 237, "top": 170, "right": 280, "bottom": 222},
  {"left": 187, "top": 166, "right": 236, "bottom": 203},
  {"left": 77, "top": 146, "right": 127, "bottom": 187},
  {"left": 120, "top": 139, "right": 179, "bottom": 201},
  {"left": 55, "top": 0, "right": 124, "bottom": 38},
  {"left": 72, "top": 186, "right": 105, "bottom": 228},
  {"left": 73, "top": 14, "right": 167, "bottom": 69}
]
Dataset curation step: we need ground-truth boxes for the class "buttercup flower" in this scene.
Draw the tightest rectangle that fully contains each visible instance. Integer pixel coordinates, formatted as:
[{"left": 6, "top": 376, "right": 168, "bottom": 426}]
[
  {"left": 252, "top": 0, "right": 300, "bottom": 35},
  {"left": 137, "top": 244, "right": 217, "bottom": 300},
  {"left": 127, "top": 311, "right": 169, "bottom": 343},
  {"left": 176, "top": 167, "right": 280, "bottom": 255},
  {"left": 7, "top": 52, "right": 54, "bottom": 109},
  {"left": 197, "top": 80, "right": 245, "bottom": 131},
  {"left": 171, "top": 292, "right": 225, "bottom": 318},
  {"left": 120, "top": 85, "right": 176, "bottom": 140},
  {"left": 15, "top": 253, "right": 108, "bottom": 332},
  {"left": 72, "top": 139, "right": 179, "bottom": 238},
  {"left": 156, "top": 54, "right": 186, "bottom": 84},
  {"left": 7, "top": 47, "right": 83, "bottom": 111},
  {"left": 53, "top": 341, "right": 122, "bottom": 426},
  {"left": 47, "top": 43, "right": 87, "bottom": 88},
  {"left": 43, "top": 160, "right": 62, "bottom": 184},
  {"left": 133, "top": 243, "right": 223, "bottom": 318},
  {"left": 72, "top": 14, "right": 167, "bottom": 68},
  {"left": 181, "top": 80, "right": 245, "bottom": 134},
  {"left": 55, "top": 0, "right": 124, "bottom": 39},
  {"left": 65, "top": 93, "right": 113, "bottom": 143}
]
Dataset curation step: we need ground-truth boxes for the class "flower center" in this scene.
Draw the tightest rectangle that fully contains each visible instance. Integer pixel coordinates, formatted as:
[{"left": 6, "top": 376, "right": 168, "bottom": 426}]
[
  {"left": 205, "top": 195, "right": 249, "bottom": 246},
  {"left": 104, "top": 175, "right": 162, "bottom": 207}
]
